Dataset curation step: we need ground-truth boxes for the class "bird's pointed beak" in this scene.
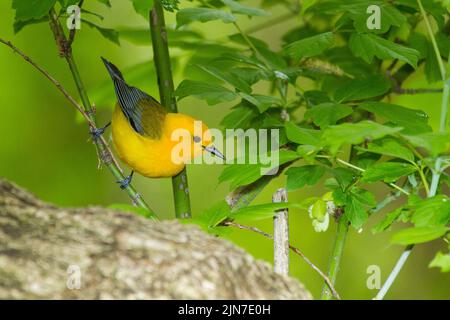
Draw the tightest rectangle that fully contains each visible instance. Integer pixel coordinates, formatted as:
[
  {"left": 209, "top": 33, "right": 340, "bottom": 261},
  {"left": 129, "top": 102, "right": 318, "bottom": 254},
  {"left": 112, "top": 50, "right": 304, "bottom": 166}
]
[{"left": 202, "top": 145, "right": 225, "bottom": 160}]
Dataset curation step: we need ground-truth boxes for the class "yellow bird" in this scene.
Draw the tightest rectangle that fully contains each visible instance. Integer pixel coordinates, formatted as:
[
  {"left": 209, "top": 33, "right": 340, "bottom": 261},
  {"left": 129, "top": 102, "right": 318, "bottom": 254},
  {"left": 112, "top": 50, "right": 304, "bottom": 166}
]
[{"left": 98, "top": 58, "right": 224, "bottom": 188}]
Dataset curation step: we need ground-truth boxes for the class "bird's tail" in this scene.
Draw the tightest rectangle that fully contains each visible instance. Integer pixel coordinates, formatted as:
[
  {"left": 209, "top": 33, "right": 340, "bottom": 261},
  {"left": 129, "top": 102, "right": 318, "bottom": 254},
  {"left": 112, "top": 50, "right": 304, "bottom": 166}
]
[{"left": 101, "top": 57, "right": 124, "bottom": 81}]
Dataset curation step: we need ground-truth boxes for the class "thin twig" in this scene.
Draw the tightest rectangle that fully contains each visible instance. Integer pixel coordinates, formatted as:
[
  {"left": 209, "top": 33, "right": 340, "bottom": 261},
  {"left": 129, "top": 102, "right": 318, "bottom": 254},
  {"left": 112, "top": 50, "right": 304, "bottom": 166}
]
[{"left": 223, "top": 221, "right": 341, "bottom": 300}]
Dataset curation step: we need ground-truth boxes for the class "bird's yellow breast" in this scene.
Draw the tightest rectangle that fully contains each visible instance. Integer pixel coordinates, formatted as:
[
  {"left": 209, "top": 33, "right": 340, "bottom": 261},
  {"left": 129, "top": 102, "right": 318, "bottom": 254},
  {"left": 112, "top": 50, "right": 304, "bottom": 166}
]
[
  {"left": 111, "top": 104, "right": 210, "bottom": 178},
  {"left": 112, "top": 105, "right": 186, "bottom": 178}
]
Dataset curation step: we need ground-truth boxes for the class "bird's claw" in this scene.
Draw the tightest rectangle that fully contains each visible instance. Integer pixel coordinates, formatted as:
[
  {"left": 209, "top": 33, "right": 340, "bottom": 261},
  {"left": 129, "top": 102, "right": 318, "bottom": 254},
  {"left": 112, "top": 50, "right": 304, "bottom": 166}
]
[
  {"left": 90, "top": 122, "right": 111, "bottom": 140},
  {"left": 117, "top": 171, "right": 134, "bottom": 190}
]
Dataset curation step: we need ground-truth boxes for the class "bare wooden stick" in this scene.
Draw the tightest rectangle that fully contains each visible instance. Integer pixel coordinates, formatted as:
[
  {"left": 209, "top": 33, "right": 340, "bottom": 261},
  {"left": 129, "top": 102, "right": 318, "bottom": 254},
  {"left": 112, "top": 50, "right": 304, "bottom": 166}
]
[{"left": 272, "top": 188, "right": 289, "bottom": 276}]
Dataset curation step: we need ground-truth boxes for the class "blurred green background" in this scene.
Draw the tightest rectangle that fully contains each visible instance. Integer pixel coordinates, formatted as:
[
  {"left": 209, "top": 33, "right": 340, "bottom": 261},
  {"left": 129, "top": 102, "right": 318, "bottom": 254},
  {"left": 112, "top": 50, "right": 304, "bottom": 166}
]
[{"left": 0, "top": 0, "right": 449, "bottom": 299}]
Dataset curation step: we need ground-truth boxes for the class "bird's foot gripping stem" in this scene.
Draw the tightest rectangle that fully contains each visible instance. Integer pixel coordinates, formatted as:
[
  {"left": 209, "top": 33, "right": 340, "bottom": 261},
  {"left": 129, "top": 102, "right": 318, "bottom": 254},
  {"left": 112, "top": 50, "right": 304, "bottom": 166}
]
[
  {"left": 117, "top": 171, "right": 134, "bottom": 190},
  {"left": 90, "top": 122, "right": 111, "bottom": 140}
]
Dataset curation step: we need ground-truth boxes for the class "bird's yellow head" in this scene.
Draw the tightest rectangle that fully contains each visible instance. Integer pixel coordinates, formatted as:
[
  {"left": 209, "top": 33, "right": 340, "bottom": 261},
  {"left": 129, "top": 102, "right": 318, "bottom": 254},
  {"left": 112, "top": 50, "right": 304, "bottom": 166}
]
[{"left": 164, "top": 113, "right": 224, "bottom": 163}]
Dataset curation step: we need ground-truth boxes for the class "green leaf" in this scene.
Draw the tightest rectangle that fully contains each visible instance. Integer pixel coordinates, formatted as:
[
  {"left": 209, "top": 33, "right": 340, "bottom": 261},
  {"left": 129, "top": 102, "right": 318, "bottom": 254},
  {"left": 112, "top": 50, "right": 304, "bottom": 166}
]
[
  {"left": 108, "top": 204, "right": 154, "bottom": 219},
  {"left": 12, "top": 0, "right": 57, "bottom": 21},
  {"left": 13, "top": 17, "right": 48, "bottom": 33},
  {"left": 403, "top": 132, "right": 450, "bottom": 157},
  {"left": 391, "top": 226, "right": 448, "bottom": 245},
  {"left": 130, "top": 0, "right": 154, "bottom": 19},
  {"left": 176, "top": 8, "right": 236, "bottom": 27},
  {"left": 310, "top": 0, "right": 406, "bottom": 34},
  {"left": 220, "top": 103, "right": 258, "bottom": 129},
  {"left": 349, "top": 32, "right": 420, "bottom": 68},
  {"left": 360, "top": 138, "right": 415, "bottom": 163},
  {"left": 285, "top": 165, "right": 326, "bottom": 191},
  {"left": 219, "top": 150, "right": 300, "bottom": 190},
  {"left": 175, "top": 80, "right": 238, "bottom": 105},
  {"left": 411, "top": 195, "right": 450, "bottom": 227},
  {"left": 429, "top": 252, "right": 450, "bottom": 272},
  {"left": 322, "top": 121, "right": 402, "bottom": 155},
  {"left": 333, "top": 75, "right": 391, "bottom": 102},
  {"left": 196, "top": 65, "right": 252, "bottom": 94},
  {"left": 361, "top": 162, "right": 417, "bottom": 183},
  {"left": 231, "top": 202, "right": 298, "bottom": 222},
  {"left": 359, "top": 102, "right": 431, "bottom": 134},
  {"left": 345, "top": 194, "right": 368, "bottom": 229},
  {"left": 160, "top": 0, "right": 180, "bottom": 12},
  {"left": 283, "top": 32, "right": 335, "bottom": 60},
  {"left": 285, "top": 122, "right": 321, "bottom": 146},
  {"left": 222, "top": 0, "right": 271, "bottom": 16},
  {"left": 372, "top": 207, "right": 404, "bottom": 233},
  {"left": 240, "top": 94, "right": 283, "bottom": 113},
  {"left": 82, "top": 19, "right": 120, "bottom": 45},
  {"left": 304, "top": 103, "right": 353, "bottom": 128},
  {"left": 195, "top": 200, "right": 231, "bottom": 228}
]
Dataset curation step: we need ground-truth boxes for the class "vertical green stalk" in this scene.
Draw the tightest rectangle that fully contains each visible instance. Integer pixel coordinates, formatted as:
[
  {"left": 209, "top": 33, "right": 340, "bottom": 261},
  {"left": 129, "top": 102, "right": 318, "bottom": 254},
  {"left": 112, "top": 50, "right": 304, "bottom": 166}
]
[
  {"left": 150, "top": 1, "right": 192, "bottom": 219},
  {"left": 48, "top": 9, "right": 157, "bottom": 220},
  {"left": 321, "top": 217, "right": 348, "bottom": 300}
]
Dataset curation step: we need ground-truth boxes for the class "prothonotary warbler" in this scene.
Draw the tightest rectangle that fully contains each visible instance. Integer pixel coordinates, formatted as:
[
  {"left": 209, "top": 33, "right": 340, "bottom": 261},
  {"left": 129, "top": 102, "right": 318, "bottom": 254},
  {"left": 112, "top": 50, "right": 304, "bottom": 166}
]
[{"left": 97, "top": 58, "right": 224, "bottom": 188}]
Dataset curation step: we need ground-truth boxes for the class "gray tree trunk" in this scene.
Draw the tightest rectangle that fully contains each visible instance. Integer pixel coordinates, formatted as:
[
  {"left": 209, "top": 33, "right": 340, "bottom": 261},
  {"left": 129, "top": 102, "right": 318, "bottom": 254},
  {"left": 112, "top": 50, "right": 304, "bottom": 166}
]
[{"left": 0, "top": 179, "right": 311, "bottom": 299}]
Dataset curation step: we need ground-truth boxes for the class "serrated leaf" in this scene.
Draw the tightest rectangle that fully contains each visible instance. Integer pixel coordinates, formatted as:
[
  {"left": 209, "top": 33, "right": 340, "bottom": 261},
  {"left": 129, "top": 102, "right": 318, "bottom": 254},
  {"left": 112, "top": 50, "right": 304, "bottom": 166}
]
[
  {"left": 176, "top": 8, "right": 236, "bottom": 27},
  {"left": 403, "top": 132, "right": 450, "bottom": 157},
  {"left": 391, "top": 226, "right": 448, "bottom": 245},
  {"left": 345, "top": 194, "right": 368, "bottom": 229},
  {"left": 361, "top": 162, "right": 417, "bottom": 183},
  {"left": 12, "top": 0, "right": 57, "bottom": 21},
  {"left": 195, "top": 200, "right": 231, "bottom": 228},
  {"left": 411, "top": 195, "right": 450, "bottom": 227},
  {"left": 285, "top": 122, "right": 321, "bottom": 146},
  {"left": 349, "top": 32, "right": 420, "bottom": 68},
  {"left": 13, "top": 17, "right": 48, "bottom": 33},
  {"left": 322, "top": 121, "right": 402, "bottom": 155},
  {"left": 372, "top": 207, "right": 404, "bottom": 233},
  {"left": 222, "top": 0, "right": 271, "bottom": 16},
  {"left": 429, "top": 252, "right": 450, "bottom": 272},
  {"left": 359, "top": 102, "right": 431, "bottom": 134},
  {"left": 304, "top": 103, "right": 353, "bottom": 128},
  {"left": 196, "top": 65, "right": 252, "bottom": 94},
  {"left": 333, "top": 75, "right": 391, "bottom": 102},
  {"left": 284, "top": 32, "right": 335, "bottom": 60},
  {"left": 220, "top": 103, "right": 258, "bottom": 129},
  {"left": 175, "top": 80, "right": 238, "bottom": 105},
  {"left": 360, "top": 138, "right": 415, "bottom": 162},
  {"left": 231, "top": 202, "right": 299, "bottom": 222},
  {"left": 82, "top": 19, "right": 120, "bottom": 45},
  {"left": 219, "top": 150, "right": 300, "bottom": 190},
  {"left": 240, "top": 94, "right": 283, "bottom": 113},
  {"left": 285, "top": 165, "right": 326, "bottom": 191}
]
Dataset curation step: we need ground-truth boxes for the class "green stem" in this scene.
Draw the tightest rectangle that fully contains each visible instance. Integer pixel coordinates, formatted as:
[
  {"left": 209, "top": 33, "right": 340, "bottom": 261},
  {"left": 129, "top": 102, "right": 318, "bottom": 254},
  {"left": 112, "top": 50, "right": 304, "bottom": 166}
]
[
  {"left": 150, "top": 1, "right": 192, "bottom": 219},
  {"left": 321, "top": 216, "right": 348, "bottom": 300},
  {"left": 48, "top": 9, "right": 157, "bottom": 220}
]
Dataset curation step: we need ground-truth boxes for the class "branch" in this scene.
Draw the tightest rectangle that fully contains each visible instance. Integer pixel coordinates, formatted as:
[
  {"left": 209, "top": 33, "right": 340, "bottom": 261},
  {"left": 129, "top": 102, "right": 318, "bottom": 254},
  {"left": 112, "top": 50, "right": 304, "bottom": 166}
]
[
  {"left": 223, "top": 221, "right": 341, "bottom": 300},
  {"left": 0, "top": 36, "right": 157, "bottom": 220},
  {"left": 150, "top": 1, "right": 192, "bottom": 219}
]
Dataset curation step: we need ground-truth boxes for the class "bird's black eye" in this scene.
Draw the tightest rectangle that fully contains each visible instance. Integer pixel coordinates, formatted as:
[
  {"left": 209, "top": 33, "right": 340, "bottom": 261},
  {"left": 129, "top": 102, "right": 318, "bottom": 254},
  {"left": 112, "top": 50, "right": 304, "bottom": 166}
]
[{"left": 193, "top": 136, "right": 201, "bottom": 143}]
